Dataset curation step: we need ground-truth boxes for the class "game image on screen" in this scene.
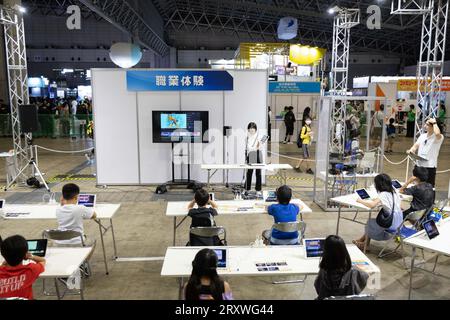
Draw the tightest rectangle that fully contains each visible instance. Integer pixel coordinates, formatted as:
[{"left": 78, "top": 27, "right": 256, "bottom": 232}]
[
  {"left": 160, "top": 114, "right": 187, "bottom": 129},
  {"left": 304, "top": 239, "right": 325, "bottom": 258},
  {"left": 152, "top": 111, "right": 209, "bottom": 143}
]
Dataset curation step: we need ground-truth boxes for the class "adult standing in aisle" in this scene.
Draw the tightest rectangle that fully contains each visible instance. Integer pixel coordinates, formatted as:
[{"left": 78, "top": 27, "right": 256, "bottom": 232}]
[
  {"left": 407, "top": 118, "right": 444, "bottom": 187},
  {"left": 267, "top": 106, "right": 272, "bottom": 141},
  {"left": 283, "top": 106, "right": 296, "bottom": 144},
  {"left": 280, "top": 106, "right": 288, "bottom": 143},
  {"left": 245, "top": 122, "right": 263, "bottom": 192},
  {"left": 371, "top": 104, "right": 385, "bottom": 147},
  {"left": 406, "top": 105, "right": 416, "bottom": 138}
]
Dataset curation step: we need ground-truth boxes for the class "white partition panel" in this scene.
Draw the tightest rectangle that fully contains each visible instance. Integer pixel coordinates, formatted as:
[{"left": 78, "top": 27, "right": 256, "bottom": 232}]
[
  {"left": 93, "top": 69, "right": 140, "bottom": 184},
  {"left": 137, "top": 92, "right": 180, "bottom": 184},
  {"left": 225, "top": 70, "right": 268, "bottom": 183},
  {"left": 181, "top": 91, "right": 224, "bottom": 184}
]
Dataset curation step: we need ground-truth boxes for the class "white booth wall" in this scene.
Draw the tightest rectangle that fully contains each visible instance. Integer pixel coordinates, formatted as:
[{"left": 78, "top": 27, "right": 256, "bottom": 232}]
[{"left": 92, "top": 69, "right": 268, "bottom": 185}]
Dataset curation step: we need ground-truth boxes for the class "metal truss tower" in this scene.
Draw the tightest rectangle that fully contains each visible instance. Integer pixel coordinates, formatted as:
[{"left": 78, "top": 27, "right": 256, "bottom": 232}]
[
  {"left": 1, "top": 5, "right": 31, "bottom": 176},
  {"left": 329, "top": 8, "right": 360, "bottom": 153},
  {"left": 391, "top": 0, "right": 449, "bottom": 138}
]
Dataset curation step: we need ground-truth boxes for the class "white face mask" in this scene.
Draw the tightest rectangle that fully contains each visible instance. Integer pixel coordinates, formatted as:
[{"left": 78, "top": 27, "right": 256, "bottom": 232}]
[
  {"left": 305, "top": 120, "right": 312, "bottom": 125},
  {"left": 248, "top": 128, "right": 256, "bottom": 135}
]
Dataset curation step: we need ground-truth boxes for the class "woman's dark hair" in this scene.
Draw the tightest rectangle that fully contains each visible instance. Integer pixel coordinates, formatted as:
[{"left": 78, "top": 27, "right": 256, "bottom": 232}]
[
  {"left": 410, "top": 104, "right": 415, "bottom": 110},
  {"left": 380, "top": 104, "right": 385, "bottom": 111},
  {"left": 413, "top": 166, "right": 428, "bottom": 182},
  {"left": 440, "top": 103, "right": 446, "bottom": 112},
  {"left": 374, "top": 173, "right": 394, "bottom": 194},
  {"left": 185, "top": 249, "right": 224, "bottom": 300},
  {"left": 247, "top": 122, "right": 257, "bottom": 131},
  {"left": 389, "top": 118, "right": 395, "bottom": 124},
  {"left": 276, "top": 185, "right": 292, "bottom": 205},
  {"left": 0, "top": 235, "right": 28, "bottom": 267},
  {"left": 319, "top": 235, "right": 351, "bottom": 272}
]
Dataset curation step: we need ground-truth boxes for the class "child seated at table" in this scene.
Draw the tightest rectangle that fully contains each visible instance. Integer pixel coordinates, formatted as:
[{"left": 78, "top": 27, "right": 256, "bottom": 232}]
[
  {"left": 184, "top": 248, "right": 233, "bottom": 300},
  {"left": 314, "top": 235, "right": 368, "bottom": 300},
  {"left": 0, "top": 235, "right": 46, "bottom": 299},
  {"left": 56, "top": 183, "right": 97, "bottom": 245},
  {"left": 187, "top": 189, "right": 220, "bottom": 246},
  {"left": 262, "top": 185, "right": 301, "bottom": 245}
]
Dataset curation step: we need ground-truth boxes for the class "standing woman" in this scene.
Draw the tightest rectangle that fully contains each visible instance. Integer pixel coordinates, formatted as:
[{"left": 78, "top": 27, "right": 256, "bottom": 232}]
[
  {"left": 352, "top": 174, "right": 403, "bottom": 251},
  {"left": 184, "top": 249, "right": 233, "bottom": 300},
  {"left": 245, "top": 122, "right": 263, "bottom": 192}
]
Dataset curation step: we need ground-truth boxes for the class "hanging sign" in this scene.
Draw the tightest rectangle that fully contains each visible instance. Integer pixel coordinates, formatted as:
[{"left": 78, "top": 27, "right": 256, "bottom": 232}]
[
  {"left": 127, "top": 70, "right": 234, "bottom": 91},
  {"left": 269, "top": 81, "right": 321, "bottom": 93}
]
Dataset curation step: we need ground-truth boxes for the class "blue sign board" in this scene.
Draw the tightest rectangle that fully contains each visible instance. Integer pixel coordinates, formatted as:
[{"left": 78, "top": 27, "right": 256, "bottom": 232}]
[
  {"left": 127, "top": 70, "right": 234, "bottom": 91},
  {"left": 269, "top": 81, "right": 321, "bottom": 94}
]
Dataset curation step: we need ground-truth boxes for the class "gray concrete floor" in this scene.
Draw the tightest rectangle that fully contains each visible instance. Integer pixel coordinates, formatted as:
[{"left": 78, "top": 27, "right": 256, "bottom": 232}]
[{"left": 0, "top": 136, "right": 449, "bottom": 300}]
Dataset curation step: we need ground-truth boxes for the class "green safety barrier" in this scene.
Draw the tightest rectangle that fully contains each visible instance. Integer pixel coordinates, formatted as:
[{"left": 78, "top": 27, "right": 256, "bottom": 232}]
[{"left": 0, "top": 114, "right": 93, "bottom": 138}]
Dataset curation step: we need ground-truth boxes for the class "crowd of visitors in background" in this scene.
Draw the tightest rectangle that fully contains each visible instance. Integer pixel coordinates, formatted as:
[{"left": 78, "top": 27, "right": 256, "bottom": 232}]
[{"left": 0, "top": 97, "right": 93, "bottom": 138}]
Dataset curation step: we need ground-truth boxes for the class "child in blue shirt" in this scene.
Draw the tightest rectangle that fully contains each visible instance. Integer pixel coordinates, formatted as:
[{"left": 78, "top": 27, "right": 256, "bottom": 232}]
[{"left": 262, "top": 185, "right": 301, "bottom": 245}]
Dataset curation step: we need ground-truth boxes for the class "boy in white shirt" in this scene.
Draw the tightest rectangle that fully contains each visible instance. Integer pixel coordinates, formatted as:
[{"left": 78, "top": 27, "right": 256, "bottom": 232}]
[{"left": 55, "top": 183, "right": 97, "bottom": 245}]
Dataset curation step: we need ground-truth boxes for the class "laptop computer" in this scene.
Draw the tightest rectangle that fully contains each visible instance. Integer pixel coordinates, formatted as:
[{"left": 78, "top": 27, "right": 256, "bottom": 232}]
[
  {"left": 77, "top": 194, "right": 96, "bottom": 208},
  {"left": 27, "top": 239, "right": 48, "bottom": 257},
  {"left": 213, "top": 248, "right": 227, "bottom": 269},
  {"left": 303, "top": 238, "right": 325, "bottom": 258}
]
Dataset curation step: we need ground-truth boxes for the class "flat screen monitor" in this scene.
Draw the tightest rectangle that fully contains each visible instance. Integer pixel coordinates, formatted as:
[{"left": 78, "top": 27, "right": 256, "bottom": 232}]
[{"left": 152, "top": 111, "right": 209, "bottom": 143}]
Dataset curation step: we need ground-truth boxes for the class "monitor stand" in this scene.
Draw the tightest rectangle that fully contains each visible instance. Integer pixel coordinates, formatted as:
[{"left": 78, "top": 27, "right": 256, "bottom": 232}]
[{"left": 156, "top": 142, "right": 202, "bottom": 194}]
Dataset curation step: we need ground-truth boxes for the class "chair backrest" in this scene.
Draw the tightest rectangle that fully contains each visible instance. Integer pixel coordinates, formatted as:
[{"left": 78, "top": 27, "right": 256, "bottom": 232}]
[
  {"left": 272, "top": 221, "right": 306, "bottom": 240},
  {"left": 190, "top": 226, "right": 226, "bottom": 239},
  {"left": 42, "top": 229, "right": 84, "bottom": 245},
  {"left": 359, "top": 151, "right": 376, "bottom": 171},
  {"left": 189, "top": 226, "right": 227, "bottom": 246},
  {"left": 324, "top": 294, "right": 376, "bottom": 300}
]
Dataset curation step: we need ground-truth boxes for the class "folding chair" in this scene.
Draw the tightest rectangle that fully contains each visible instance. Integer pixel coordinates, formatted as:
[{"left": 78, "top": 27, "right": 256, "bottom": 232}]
[
  {"left": 187, "top": 226, "right": 227, "bottom": 246},
  {"left": 324, "top": 294, "right": 376, "bottom": 300},
  {"left": 270, "top": 221, "right": 307, "bottom": 245},
  {"left": 377, "top": 209, "right": 426, "bottom": 268},
  {"left": 42, "top": 229, "right": 96, "bottom": 300},
  {"left": 270, "top": 221, "right": 307, "bottom": 284}
]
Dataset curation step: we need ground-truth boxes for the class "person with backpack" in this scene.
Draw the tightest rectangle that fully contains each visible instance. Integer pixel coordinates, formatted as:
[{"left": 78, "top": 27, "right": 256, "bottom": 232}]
[
  {"left": 282, "top": 106, "right": 296, "bottom": 144},
  {"left": 295, "top": 118, "right": 314, "bottom": 174},
  {"left": 352, "top": 174, "right": 403, "bottom": 251}
]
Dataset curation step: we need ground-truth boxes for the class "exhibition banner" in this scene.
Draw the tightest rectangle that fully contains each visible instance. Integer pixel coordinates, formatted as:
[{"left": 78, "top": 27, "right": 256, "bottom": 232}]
[
  {"left": 269, "top": 81, "right": 321, "bottom": 93},
  {"left": 397, "top": 79, "right": 450, "bottom": 91},
  {"left": 126, "top": 70, "right": 234, "bottom": 91}
]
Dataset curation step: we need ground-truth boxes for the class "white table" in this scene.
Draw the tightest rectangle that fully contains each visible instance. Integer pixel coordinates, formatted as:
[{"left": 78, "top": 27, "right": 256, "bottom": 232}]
[
  {"left": 161, "top": 244, "right": 380, "bottom": 299},
  {"left": 404, "top": 218, "right": 450, "bottom": 299},
  {"left": 1, "top": 203, "right": 121, "bottom": 275},
  {"left": 166, "top": 194, "right": 312, "bottom": 246},
  {"left": 330, "top": 192, "right": 376, "bottom": 253},
  {"left": 0, "top": 247, "right": 93, "bottom": 300},
  {"left": 201, "top": 163, "right": 293, "bottom": 188}
]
